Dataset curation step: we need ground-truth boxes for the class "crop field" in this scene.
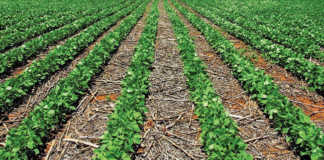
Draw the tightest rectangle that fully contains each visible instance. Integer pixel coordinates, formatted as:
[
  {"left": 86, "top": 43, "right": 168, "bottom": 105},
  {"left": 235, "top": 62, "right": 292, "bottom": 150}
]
[{"left": 0, "top": 0, "right": 323, "bottom": 159}]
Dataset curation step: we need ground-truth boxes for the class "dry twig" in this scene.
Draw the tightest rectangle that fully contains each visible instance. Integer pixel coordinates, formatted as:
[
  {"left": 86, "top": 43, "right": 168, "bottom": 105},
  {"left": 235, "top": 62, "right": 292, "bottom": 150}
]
[{"left": 63, "top": 138, "right": 99, "bottom": 148}]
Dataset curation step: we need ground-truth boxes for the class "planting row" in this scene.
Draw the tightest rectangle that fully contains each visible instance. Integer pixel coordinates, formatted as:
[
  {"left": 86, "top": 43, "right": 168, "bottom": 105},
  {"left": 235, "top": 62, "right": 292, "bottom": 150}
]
[
  {"left": 212, "top": 0, "right": 324, "bottom": 47},
  {"left": 165, "top": 0, "right": 252, "bottom": 159},
  {"left": 204, "top": 0, "right": 324, "bottom": 48},
  {"left": 0, "top": 3, "right": 107, "bottom": 52},
  {"left": 0, "top": 0, "right": 142, "bottom": 113},
  {"left": 173, "top": 0, "right": 324, "bottom": 159},
  {"left": 0, "top": 0, "right": 110, "bottom": 30},
  {"left": 0, "top": 7, "right": 63, "bottom": 30},
  {"left": 0, "top": 0, "right": 132, "bottom": 76},
  {"left": 183, "top": 0, "right": 324, "bottom": 93},
  {"left": 0, "top": 7, "right": 90, "bottom": 37},
  {"left": 197, "top": 0, "right": 324, "bottom": 61},
  {"left": 0, "top": 1, "right": 149, "bottom": 159},
  {"left": 93, "top": 0, "right": 158, "bottom": 159}
]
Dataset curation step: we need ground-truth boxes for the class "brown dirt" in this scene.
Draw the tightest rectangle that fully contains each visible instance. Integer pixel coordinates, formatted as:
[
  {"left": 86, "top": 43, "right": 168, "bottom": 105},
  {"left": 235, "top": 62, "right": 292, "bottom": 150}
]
[
  {"left": 228, "top": 26, "right": 324, "bottom": 127},
  {"left": 0, "top": 7, "right": 125, "bottom": 146},
  {"left": 178, "top": 0, "right": 324, "bottom": 130},
  {"left": 43, "top": 3, "right": 152, "bottom": 160},
  {"left": 134, "top": 1, "right": 206, "bottom": 160},
  {"left": 173, "top": 1, "right": 299, "bottom": 159}
]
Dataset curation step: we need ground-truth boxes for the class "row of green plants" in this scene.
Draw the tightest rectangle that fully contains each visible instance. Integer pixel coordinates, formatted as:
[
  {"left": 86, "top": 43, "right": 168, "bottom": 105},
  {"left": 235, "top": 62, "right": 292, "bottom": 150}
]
[
  {"left": 201, "top": 0, "right": 324, "bottom": 48},
  {"left": 0, "top": 0, "right": 131, "bottom": 76},
  {"left": 173, "top": 0, "right": 324, "bottom": 159},
  {"left": 207, "top": 0, "right": 324, "bottom": 48},
  {"left": 0, "top": 8, "right": 89, "bottom": 37},
  {"left": 166, "top": 1, "right": 252, "bottom": 159},
  {"left": 0, "top": 7, "right": 64, "bottom": 30},
  {"left": 0, "top": 0, "right": 115, "bottom": 30},
  {"left": 0, "top": 1, "right": 150, "bottom": 159},
  {"left": 93, "top": 0, "right": 158, "bottom": 159},
  {"left": 196, "top": 0, "right": 324, "bottom": 61},
  {"left": 182, "top": 0, "right": 324, "bottom": 93},
  {"left": 0, "top": 3, "right": 105, "bottom": 52},
  {"left": 0, "top": 0, "right": 142, "bottom": 113}
]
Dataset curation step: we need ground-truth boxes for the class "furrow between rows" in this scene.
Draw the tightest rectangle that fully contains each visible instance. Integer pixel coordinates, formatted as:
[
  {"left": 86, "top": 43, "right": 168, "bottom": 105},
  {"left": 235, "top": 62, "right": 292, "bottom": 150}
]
[{"left": 135, "top": 1, "right": 206, "bottom": 159}]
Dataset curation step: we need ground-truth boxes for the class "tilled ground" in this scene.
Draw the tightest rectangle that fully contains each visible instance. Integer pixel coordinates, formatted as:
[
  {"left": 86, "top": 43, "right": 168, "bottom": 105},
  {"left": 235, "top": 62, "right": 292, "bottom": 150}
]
[
  {"left": 178, "top": 1, "right": 324, "bottom": 131},
  {"left": 239, "top": 46, "right": 324, "bottom": 129},
  {"left": 1, "top": 1, "right": 323, "bottom": 160},
  {"left": 0, "top": 3, "right": 132, "bottom": 83},
  {"left": 0, "top": 3, "right": 134, "bottom": 141},
  {"left": 171, "top": 1, "right": 299, "bottom": 159},
  {"left": 44, "top": 3, "right": 151, "bottom": 160},
  {"left": 0, "top": 14, "right": 117, "bottom": 144},
  {"left": 134, "top": 1, "right": 206, "bottom": 159}
]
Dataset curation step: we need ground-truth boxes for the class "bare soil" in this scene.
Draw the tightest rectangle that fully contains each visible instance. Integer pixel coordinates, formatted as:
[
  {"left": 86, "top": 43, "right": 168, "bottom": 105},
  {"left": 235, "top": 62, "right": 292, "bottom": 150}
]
[{"left": 135, "top": 1, "right": 206, "bottom": 159}]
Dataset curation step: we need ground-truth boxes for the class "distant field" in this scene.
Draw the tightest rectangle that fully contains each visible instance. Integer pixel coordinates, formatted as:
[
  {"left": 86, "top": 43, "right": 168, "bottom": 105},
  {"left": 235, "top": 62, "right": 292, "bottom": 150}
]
[{"left": 0, "top": 0, "right": 323, "bottom": 159}]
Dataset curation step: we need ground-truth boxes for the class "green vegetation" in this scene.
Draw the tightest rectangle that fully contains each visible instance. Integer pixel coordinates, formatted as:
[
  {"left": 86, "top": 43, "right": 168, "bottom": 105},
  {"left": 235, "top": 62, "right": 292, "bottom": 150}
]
[
  {"left": 1, "top": 0, "right": 323, "bottom": 159},
  {"left": 0, "top": 0, "right": 132, "bottom": 75},
  {"left": 0, "top": 1, "right": 149, "bottom": 159},
  {"left": 93, "top": 0, "right": 158, "bottom": 159},
  {"left": 165, "top": 0, "right": 252, "bottom": 159},
  {"left": 0, "top": 0, "right": 142, "bottom": 113},
  {"left": 196, "top": 0, "right": 324, "bottom": 61},
  {"left": 174, "top": 0, "right": 324, "bottom": 159},
  {"left": 182, "top": 0, "right": 324, "bottom": 93}
]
